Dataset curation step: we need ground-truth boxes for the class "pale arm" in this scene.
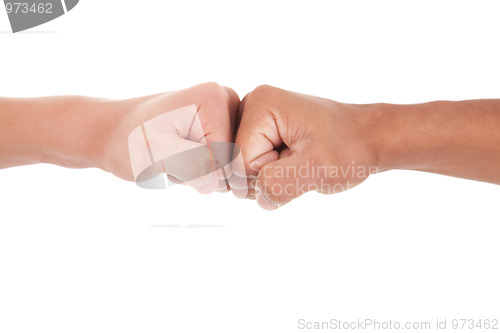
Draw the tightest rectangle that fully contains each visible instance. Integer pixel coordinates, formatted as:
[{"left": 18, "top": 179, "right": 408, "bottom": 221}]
[
  {"left": 0, "top": 83, "right": 240, "bottom": 194},
  {"left": 0, "top": 96, "right": 113, "bottom": 170}
]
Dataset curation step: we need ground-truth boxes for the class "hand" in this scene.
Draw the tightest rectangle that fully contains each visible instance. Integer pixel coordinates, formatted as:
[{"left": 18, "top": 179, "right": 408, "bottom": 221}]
[
  {"left": 233, "top": 85, "right": 379, "bottom": 209},
  {"left": 100, "top": 82, "right": 240, "bottom": 194},
  {"left": 3, "top": 83, "right": 497, "bottom": 200}
]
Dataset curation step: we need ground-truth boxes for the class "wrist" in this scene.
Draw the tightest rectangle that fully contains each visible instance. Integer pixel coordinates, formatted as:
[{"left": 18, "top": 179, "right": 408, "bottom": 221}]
[
  {"left": 364, "top": 102, "right": 419, "bottom": 173},
  {"left": 365, "top": 101, "right": 447, "bottom": 173},
  {"left": 31, "top": 96, "right": 118, "bottom": 170},
  {"left": 362, "top": 103, "right": 395, "bottom": 173}
]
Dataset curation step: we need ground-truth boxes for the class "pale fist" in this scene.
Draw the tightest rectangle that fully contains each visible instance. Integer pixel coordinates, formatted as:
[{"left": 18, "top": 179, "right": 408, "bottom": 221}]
[{"left": 101, "top": 82, "right": 241, "bottom": 194}]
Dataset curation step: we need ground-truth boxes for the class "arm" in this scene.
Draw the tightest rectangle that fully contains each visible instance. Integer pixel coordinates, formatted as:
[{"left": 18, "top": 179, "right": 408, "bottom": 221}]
[
  {"left": 234, "top": 85, "right": 500, "bottom": 209},
  {"left": 0, "top": 82, "right": 240, "bottom": 193},
  {"left": 371, "top": 99, "right": 500, "bottom": 184},
  {"left": 0, "top": 96, "right": 112, "bottom": 170}
]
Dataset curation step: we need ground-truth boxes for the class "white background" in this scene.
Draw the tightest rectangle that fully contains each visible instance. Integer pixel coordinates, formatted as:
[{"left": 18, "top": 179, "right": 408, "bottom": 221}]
[{"left": 1, "top": 1, "right": 499, "bottom": 332}]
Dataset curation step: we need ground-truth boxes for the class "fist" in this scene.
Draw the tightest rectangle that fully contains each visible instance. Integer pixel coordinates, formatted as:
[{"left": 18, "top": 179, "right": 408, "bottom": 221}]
[
  {"left": 102, "top": 82, "right": 241, "bottom": 194},
  {"left": 233, "top": 85, "right": 379, "bottom": 209}
]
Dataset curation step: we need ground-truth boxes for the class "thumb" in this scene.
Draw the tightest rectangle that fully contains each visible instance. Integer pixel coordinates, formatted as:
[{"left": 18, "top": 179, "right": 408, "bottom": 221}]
[
  {"left": 255, "top": 153, "right": 319, "bottom": 210},
  {"left": 160, "top": 136, "right": 219, "bottom": 194},
  {"left": 129, "top": 126, "right": 219, "bottom": 194}
]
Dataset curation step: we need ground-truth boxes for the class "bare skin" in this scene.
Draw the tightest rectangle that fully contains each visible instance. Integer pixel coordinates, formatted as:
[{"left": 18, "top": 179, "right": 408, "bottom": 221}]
[
  {"left": 1, "top": 83, "right": 499, "bottom": 209},
  {"left": 0, "top": 82, "right": 240, "bottom": 193},
  {"left": 234, "top": 85, "right": 500, "bottom": 209}
]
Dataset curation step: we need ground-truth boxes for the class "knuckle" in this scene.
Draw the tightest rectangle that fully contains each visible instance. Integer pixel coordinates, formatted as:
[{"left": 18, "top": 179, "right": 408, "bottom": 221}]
[
  {"left": 242, "top": 85, "right": 280, "bottom": 115},
  {"left": 250, "top": 84, "right": 280, "bottom": 101},
  {"left": 201, "top": 81, "right": 223, "bottom": 91},
  {"left": 200, "top": 82, "right": 227, "bottom": 102}
]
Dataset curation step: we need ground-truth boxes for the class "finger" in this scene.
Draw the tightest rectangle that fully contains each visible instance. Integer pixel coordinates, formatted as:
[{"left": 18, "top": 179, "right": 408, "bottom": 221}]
[
  {"left": 216, "top": 179, "right": 230, "bottom": 193},
  {"left": 255, "top": 153, "right": 319, "bottom": 210},
  {"left": 233, "top": 91, "right": 283, "bottom": 198},
  {"left": 227, "top": 146, "right": 250, "bottom": 198},
  {"left": 234, "top": 92, "right": 248, "bottom": 138},
  {"left": 142, "top": 110, "right": 219, "bottom": 194},
  {"left": 167, "top": 174, "right": 186, "bottom": 186},
  {"left": 194, "top": 84, "right": 240, "bottom": 181}
]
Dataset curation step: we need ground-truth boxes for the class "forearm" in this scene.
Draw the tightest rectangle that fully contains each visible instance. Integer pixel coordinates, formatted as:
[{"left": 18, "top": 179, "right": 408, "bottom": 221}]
[
  {"left": 0, "top": 96, "right": 116, "bottom": 170},
  {"left": 369, "top": 99, "right": 500, "bottom": 184}
]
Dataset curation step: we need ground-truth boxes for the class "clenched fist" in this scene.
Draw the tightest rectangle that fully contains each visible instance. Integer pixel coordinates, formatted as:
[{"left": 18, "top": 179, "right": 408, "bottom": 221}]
[
  {"left": 2, "top": 83, "right": 499, "bottom": 207},
  {"left": 233, "top": 85, "right": 379, "bottom": 209}
]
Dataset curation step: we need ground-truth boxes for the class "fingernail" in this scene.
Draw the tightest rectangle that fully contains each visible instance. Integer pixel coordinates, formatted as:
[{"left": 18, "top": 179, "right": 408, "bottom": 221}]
[{"left": 255, "top": 186, "right": 280, "bottom": 210}]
